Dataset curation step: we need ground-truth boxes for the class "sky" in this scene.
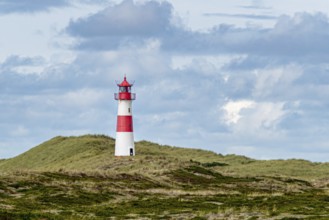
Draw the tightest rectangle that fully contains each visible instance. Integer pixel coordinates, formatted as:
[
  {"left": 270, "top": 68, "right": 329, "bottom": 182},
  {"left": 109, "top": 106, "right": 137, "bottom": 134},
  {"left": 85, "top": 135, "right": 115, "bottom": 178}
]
[{"left": 1, "top": 0, "right": 329, "bottom": 161}]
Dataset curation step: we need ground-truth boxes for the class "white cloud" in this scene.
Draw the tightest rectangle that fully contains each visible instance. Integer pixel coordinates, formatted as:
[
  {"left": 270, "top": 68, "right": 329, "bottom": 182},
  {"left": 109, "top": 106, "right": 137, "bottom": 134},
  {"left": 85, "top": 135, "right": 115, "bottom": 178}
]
[
  {"left": 55, "top": 89, "right": 107, "bottom": 108},
  {"left": 222, "top": 100, "right": 254, "bottom": 124},
  {"left": 222, "top": 100, "right": 287, "bottom": 138},
  {"left": 252, "top": 65, "right": 303, "bottom": 99}
]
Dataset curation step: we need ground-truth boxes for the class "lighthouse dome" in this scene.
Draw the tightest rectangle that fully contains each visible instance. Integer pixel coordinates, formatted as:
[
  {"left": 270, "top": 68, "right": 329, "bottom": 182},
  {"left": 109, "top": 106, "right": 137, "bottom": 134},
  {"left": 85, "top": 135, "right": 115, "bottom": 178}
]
[{"left": 118, "top": 76, "right": 133, "bottom": 87}]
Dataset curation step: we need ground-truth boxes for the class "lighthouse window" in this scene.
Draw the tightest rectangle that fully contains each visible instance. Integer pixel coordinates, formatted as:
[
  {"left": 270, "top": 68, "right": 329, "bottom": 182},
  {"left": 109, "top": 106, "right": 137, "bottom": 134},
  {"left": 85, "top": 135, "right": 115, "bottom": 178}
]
[
  {"left": 120, "top": 87, "right": 128, "bottom": 92},
  {"left": 128, "top": 108, "right": 130, "bottom": 113}
]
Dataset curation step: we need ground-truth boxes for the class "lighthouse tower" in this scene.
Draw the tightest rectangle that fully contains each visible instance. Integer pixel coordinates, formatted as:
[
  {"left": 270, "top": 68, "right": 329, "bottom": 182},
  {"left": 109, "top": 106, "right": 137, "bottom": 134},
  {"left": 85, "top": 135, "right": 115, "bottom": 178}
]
[{"left": 114, "top": 76, "right": 136, "bottom": 156}]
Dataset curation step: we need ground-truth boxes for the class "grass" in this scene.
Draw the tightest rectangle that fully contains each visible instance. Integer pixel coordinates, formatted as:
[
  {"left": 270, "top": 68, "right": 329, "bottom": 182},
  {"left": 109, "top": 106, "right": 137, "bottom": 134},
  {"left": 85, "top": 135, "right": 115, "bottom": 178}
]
[
  {"left": 1, "top": 169, "right": 329, "bottom": 219},
  {"left": 2, "top": 134, "right": 329, "bottom": 181},
  {"left": 1, "top": 134, "right": 329, "bottom": 219}
]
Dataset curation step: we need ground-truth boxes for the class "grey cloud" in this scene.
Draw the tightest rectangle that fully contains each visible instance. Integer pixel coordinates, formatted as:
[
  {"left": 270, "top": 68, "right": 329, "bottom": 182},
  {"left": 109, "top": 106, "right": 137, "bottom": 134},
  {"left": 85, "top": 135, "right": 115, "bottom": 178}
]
[
  {"left": 253, "top": 13, "right": 329, "bottom": 57},
  {"left": 66, "top": 0, "right": 185, "bottom": 51},
  {"left": 1, "top": 55, "right": 44, "bottom": 70},
  {"left": 0, "top": 53, "right": 127, "bottom": 95},
  {"left": 71, "top": 36, "right": 147, "bottom": 51},
  {"left": 279, "top": 100, "right": 329, "bottom": 143},
  {"left": 238, "top": 0, "right": 271, "bottom": 10},
  {"left": 0, "top": 56, "right": 46, "bottom": 95},
  {"left": 67, "top": 5, "right": 329, "bottom": 63},
  {"left": 168, "top": 12, "right": 329, "bottom": 57},
  {"left": 203, "top": 13, "right": 277, "bottom": 20},
  {"left": 238, "top": 5, "right": 272, "bottom": 10},
  {"left": 0, "top": 0, "right": 69, "bottom": 14},
  {"left": 67, "top": 0, "right": 173, "bottom": 38},
  {"left": 77, "top": 0, "right": 109, "bottom": 5},
  {"left": 223, "top": 56, "right": 273, "bottom": 71}
]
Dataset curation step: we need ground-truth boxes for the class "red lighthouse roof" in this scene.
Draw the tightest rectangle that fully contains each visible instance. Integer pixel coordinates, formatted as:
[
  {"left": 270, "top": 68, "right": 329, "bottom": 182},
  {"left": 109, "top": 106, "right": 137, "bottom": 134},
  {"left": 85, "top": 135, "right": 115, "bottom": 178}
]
[{"left": 118, "top": 76, "right": 133, "bottom": 87}]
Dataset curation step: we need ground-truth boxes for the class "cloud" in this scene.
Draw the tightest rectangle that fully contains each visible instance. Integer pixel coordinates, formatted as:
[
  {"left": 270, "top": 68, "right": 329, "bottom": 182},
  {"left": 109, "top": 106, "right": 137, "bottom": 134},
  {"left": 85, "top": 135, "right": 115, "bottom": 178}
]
[
  {"left": 217, "top": 61, "right": 329, "bottom": 160},
  {"left": 222, "top": 100, "right": 254, "bottom": 125},
  {"left": 239, "top": 0, "right": 271, "bottom": 10},
  {"left": 68, "top": 0, "right": 172, "bottom": 37},
  {"left": 203, "top": 13, "right": 277, "bottom": 20},
  {"left": 171, "top": 12, "right": 329, "bottom": 58},
  {"left": 256, "top": 13, "right": 329, "bottom": 57},
  {"left": 222, "top": 100, "right": 286, "bottom": 136},
  {"left": 67, "top": 5, "right": 329, "bottom": 64},
  {"left": 67, "top": 0, "right": 174, "bottom": 50},
  {"left": 0, "top": 55, "right": 45, "bottom": 75},
  {"left": 0, "top": 0, "right": 70, "bottom": 14},
  {"left": 9, "top": 125, "right": 29, "bottom": 137},
  {"left": 252, "top": 65, "right": 303, "bottom": 100}
]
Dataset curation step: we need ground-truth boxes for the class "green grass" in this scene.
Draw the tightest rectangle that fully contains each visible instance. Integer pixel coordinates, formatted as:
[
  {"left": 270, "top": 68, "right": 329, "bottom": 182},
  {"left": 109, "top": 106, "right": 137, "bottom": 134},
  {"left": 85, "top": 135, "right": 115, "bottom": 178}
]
[
  {"left": 2, "top": 134, "right": 329, "bottom": 181},
  {"left": 0, "top": 170, "right": 329, "bottom": 219},
  {"left": 1, "top": 134, "right": 329, "bottom": 219},
  {"left": 218, "top": 158, "right": 329, "bottom": 181},
  {"left": 0, "top": 135, "right": 115, "bottom": 172}
]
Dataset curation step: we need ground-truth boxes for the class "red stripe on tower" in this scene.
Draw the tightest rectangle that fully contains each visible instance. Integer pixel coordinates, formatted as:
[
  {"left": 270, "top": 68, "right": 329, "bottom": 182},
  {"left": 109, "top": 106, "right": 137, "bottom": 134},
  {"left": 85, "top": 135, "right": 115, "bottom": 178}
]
[{"left": 116, "top": 116, "right": 133, "bottom": 132}]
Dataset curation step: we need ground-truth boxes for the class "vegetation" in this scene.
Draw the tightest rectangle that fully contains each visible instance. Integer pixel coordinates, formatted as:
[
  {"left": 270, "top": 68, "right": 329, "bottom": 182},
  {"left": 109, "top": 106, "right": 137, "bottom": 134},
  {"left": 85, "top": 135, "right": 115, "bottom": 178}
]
[{"left": 1, "top": 135, "right": 329, "bottom": 219}]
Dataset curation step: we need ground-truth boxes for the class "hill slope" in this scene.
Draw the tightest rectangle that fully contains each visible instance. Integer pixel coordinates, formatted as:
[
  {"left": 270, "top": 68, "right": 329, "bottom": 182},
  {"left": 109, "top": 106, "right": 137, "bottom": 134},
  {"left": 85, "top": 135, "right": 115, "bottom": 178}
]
[
  {"left": 1, "top": 135, "right": 329, "bottom": 180},
  {"left": 0, "top": 135, "right": 225, "bottom": 173},
  {"left": 1, "top": 135, "right": 329, "bottom": 219},
  {"left": 0, "top": 135, "right": 115, "bottom": 171}
]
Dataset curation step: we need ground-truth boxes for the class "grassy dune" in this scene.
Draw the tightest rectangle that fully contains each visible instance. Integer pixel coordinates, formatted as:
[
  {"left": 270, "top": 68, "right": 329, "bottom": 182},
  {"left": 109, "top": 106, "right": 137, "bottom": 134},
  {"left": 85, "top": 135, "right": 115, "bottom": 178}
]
[
  {"left": 1, "top": 135, "right": 329, "bottom": 180},
  {"left": 1, "top": 135, "right": 329, "bottom": 219}
]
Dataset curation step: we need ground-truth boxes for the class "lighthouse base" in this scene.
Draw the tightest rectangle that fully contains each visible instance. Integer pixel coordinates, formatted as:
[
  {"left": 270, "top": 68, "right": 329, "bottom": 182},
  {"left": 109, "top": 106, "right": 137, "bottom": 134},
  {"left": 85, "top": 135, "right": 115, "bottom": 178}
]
[{"left": 115, "top": 132, "right": 135, "bottom": 156}]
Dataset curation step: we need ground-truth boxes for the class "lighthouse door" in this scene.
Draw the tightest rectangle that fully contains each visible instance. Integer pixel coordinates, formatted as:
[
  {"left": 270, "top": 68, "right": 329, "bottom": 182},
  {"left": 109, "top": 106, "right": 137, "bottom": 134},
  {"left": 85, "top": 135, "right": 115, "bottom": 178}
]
[{"left": 130, "top": 148, "right": 134, "bottom": 156}]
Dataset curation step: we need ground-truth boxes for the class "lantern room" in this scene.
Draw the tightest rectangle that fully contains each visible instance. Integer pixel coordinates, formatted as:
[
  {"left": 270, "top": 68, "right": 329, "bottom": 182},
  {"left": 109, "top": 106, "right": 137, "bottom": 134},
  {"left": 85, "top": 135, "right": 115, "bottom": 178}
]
[{"left": 114, "top": 76, "right": 136, "bottom": 100}]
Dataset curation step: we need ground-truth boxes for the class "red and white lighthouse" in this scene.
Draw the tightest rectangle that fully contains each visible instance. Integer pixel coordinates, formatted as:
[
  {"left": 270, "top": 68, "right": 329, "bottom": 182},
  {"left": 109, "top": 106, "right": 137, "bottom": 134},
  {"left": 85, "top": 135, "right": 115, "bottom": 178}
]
[{"left": 114, "top": 76, "right": 136, "bottom": 156}]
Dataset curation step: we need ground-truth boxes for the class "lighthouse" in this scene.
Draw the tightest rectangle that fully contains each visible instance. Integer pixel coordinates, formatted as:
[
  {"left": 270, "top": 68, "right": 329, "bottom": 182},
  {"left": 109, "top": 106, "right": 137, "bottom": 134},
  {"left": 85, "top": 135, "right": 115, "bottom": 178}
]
[{"left": 114, "top": 76, "right": 136, "bottom": 156}]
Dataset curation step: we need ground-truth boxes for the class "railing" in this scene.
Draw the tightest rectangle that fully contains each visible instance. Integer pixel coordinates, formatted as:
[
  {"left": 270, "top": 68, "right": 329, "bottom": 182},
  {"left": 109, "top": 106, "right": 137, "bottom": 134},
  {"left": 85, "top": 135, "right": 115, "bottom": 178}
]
[{"left": 114, "top": 93, "right": 136, "bottom": 100}]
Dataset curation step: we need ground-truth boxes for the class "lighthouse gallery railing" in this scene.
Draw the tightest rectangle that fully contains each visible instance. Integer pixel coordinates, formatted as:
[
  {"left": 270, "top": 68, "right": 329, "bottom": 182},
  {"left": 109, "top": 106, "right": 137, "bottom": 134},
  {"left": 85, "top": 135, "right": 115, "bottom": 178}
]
[{"left": 114, "top": 93, "right": 136, "bottom": 100}]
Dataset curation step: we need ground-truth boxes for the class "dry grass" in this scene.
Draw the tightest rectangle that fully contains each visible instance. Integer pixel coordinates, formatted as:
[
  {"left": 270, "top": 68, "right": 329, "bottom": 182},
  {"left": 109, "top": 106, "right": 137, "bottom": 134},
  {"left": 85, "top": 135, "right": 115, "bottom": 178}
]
[
  {"left": 1, "top": 135, "right": 329, "bottom": 219},
  {"left": 2, "top": 134, "right": 329, "bottom": 182}
]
